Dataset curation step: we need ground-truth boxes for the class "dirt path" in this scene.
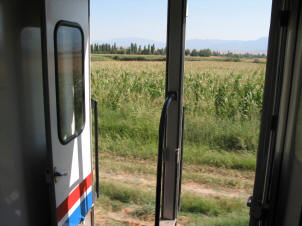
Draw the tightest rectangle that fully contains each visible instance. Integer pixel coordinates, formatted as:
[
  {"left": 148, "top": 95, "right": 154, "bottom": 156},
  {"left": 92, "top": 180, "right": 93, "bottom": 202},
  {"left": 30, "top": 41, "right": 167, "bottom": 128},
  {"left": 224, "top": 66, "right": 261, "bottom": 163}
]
[
  {"left": 100, "top": 172, "right": 250, "bottom": 199},
  {"left": 95, "top": 156, "right": 254, "bottom": 225},
  {"left": 95, "top": 208, "right": 152, "bottom": 226}
]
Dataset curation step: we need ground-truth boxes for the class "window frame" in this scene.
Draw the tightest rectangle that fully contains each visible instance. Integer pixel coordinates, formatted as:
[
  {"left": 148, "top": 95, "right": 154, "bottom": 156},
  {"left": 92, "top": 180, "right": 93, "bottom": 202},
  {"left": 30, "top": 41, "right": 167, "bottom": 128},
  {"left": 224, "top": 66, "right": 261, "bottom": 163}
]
[{"left": 54, "top": 20, "right": 86, "bottom": 145}]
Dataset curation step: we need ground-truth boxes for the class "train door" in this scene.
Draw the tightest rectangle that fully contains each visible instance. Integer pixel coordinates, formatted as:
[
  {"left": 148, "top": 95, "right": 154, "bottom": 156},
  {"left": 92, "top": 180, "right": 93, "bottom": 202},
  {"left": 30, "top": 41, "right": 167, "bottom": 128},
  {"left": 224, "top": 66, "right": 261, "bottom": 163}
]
[
  {"left": 42, "top": 0, "right": 93, "bottom": 225},
  {"left": 155, "top": 0, "right": 187, "bottom": 225},
  {"left": 249, "top": 0, "right": 302, "bottom": 225}
]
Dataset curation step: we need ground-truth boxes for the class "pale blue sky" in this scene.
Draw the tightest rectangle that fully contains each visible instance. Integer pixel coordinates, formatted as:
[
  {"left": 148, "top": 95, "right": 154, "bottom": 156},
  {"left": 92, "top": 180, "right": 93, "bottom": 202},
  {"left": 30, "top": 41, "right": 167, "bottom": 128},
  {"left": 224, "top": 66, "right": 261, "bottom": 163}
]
[{"left": 91, "top": 0, "right": 272, "bottom": 42}]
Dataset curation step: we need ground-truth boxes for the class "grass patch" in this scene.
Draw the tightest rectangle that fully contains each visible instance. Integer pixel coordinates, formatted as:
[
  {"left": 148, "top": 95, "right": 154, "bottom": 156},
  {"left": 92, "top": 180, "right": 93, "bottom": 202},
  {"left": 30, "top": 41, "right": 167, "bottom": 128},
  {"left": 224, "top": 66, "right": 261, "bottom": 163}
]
[
  {"left": 100, "top": 181, "right": 154, "bottom": 205},
  {"left": 180, "top": 194, "right": 244, "bottom": 216},
  {"left": 180, "top": 211, "right": 249, "bottom": 226},
  {"left": 130, "top": 205, "right": 154, "bottom": 220},
  {"left": 99, "top": 155, "right": 253, "bottom": 190},
  {"left": 99, "top": 180, "right": 247, "bottom": 216},
  {"left": 185, "top": 116, "right": 260, "bottom": 151},
  {"left": 98, "top": 180, "right": 249, "bottom": 224},
  {"left": 97, "top": 105, "right": 256, "bottom": 170},
  {"left": 183, "top": 144, "right": 256, "bottom": 170}
]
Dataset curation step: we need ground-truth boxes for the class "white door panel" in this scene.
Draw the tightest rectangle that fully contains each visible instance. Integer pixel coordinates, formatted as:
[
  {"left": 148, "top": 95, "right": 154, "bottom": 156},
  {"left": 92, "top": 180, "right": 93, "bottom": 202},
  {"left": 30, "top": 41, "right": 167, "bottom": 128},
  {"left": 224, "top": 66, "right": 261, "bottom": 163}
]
[{"left": 43, "top": 0, "right": 93, "bottom": 225}]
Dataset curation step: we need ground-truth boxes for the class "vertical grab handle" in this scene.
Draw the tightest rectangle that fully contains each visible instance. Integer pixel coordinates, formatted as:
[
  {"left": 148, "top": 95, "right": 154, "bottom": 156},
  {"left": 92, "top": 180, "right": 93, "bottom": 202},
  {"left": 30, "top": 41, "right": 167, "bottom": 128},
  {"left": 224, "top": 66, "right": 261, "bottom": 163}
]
[
  {"left": 178, "top": 107, "right": 185, "bottom": 211},
  {"left": 91, "top": 99, "right": 99, "bottom": 198},
  {"left": 155, "top": 92, "right": 176, "bottom": 226}
]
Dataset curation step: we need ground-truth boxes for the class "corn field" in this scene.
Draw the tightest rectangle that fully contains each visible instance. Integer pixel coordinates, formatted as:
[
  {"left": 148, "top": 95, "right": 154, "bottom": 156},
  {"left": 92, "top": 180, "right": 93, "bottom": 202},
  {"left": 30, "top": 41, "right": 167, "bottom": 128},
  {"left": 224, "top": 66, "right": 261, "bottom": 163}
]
[{"left": 91, "top": 60, "right": 265, "bottom": 155}]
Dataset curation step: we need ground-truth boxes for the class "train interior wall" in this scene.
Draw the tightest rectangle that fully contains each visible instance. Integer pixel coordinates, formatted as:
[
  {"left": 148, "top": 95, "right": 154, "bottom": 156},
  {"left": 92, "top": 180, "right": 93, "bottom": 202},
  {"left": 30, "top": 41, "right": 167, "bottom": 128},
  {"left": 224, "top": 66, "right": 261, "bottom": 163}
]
[{"left": 0, "top": 0, "right": 52, "bottom": 225}]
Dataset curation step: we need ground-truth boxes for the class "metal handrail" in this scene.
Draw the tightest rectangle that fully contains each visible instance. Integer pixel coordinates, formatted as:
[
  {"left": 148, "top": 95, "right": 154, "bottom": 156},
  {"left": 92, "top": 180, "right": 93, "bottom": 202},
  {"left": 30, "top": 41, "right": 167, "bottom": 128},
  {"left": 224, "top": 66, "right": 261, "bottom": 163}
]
[
  {"left": 91, "top": 99, "right": 99, "bottom": 198},
  {"left": 178, "top": 107, "right": 185, "bottom": 211},
  {"left": 155, "top": 92, "right": 176, "bottom": 226}
]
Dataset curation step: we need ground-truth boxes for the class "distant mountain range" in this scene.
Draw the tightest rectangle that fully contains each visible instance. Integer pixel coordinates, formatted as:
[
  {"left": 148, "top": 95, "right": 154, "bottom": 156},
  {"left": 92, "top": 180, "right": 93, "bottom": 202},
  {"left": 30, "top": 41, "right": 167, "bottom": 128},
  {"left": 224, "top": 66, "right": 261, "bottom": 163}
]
[
  {"left": 92, "top": 37, "right": 268, "bottom": 53},
  {"left": 186, "top": 37, "right": 268, "bottom": 52}
]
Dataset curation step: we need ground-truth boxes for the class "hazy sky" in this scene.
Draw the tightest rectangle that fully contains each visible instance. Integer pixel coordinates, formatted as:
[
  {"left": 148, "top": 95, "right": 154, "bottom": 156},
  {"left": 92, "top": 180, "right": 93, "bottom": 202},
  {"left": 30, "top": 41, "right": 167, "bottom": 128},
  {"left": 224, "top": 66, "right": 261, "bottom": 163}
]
[{"left": 91, "top": 0, "right": 272, "bottom": 42}]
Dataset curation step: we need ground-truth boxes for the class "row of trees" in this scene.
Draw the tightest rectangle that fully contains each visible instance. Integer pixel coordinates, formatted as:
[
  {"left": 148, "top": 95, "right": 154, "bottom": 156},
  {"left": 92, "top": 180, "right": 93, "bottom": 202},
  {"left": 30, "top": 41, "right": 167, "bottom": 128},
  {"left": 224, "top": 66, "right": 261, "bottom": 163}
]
[
  {"left": 187, "top": 49, "right": 212, "bottom": 57},
  {"left": 91, "top": 43, "right": 266, "bottom": 58},
  {"left": 186, "top": 49, "right": 266, "bottom": 58},
  {"left": 211, "top": 51, "right": 266, "bottom": 59},
  {"left": 91, "top": 43, "right": 166, "bottom": 55}
]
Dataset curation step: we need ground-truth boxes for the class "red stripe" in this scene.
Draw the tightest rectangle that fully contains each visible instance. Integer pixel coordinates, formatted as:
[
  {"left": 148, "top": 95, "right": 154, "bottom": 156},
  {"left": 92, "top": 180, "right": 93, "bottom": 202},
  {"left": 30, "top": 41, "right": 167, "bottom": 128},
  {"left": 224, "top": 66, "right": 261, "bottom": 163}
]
[{"left": 56, "top": 173, "right": 92, "bottom": 222}]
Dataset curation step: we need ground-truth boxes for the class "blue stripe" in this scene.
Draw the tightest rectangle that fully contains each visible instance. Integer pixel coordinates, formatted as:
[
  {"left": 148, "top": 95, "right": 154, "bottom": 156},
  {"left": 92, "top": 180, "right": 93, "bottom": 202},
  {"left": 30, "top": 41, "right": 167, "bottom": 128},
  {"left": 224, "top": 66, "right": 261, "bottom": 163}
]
[{"left": 62, "top": 191, "right": 93, "bottom": 226}]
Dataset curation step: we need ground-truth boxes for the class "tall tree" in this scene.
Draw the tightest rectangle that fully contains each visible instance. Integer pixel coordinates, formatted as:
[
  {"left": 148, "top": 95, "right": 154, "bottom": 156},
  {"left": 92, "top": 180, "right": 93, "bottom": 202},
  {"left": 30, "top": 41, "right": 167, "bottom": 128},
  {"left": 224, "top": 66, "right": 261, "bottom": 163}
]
[{"left": 151, "top": 44, "right": 155, "bottom": 54}]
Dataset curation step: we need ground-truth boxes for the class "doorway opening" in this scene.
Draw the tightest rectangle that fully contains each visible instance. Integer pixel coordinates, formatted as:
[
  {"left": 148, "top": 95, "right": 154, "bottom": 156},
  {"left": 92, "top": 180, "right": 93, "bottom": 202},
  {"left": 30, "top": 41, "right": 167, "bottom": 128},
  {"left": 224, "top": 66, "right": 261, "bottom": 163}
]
[
  {"left": 183, "top": 0, "right": 271, "bottom": 224},
  {"left": 90, "top": 0, "right": 272, "bottom": 225},
  {"left": 90, "top": 1, "right": 168, "bottom": 225}
]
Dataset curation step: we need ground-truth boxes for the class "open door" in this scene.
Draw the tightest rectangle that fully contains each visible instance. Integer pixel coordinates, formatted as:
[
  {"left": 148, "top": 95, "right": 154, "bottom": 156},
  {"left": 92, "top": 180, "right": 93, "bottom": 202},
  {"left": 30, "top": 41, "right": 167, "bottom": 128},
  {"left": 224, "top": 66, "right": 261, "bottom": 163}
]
[
  {"left": 249, "top": 0, "right": 302, "bottom": 225},
  {"left": 42, "top": 0, "right": 93, "bottom": 225},
  {"left": 155, "top": 0, "right": 187, "bottom": 225}
]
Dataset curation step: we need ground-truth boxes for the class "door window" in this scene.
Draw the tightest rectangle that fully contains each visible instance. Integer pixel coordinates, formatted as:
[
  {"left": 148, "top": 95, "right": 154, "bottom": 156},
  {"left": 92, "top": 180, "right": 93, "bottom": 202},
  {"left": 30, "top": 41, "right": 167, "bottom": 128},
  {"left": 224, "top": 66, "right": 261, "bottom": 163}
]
[{"left": 54, "top": 21, "right": 85, "bottom": 144}]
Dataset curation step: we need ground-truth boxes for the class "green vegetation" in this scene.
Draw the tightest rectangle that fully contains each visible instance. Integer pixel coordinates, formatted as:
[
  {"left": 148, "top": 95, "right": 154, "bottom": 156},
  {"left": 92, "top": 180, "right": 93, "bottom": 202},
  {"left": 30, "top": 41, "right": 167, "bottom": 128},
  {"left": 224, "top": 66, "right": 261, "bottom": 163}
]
[
  {"left": 91, "top": 43, "right": 267, "bottom": 59},
  {"left": 91, "top": 43, "right": 164, "bottom": 55},
  {"left": 96, "top": 178, "right": 249, "bottom": 225},
  {"left": 91, "top": 53, "right": 267, "bottom": 64},
  {"left": 91, "top": 59, "right": 264, "bottom": 225},
  {"left": 99, "top": 181, "right": 245, "bottom": 216},
  {"left": 92, "top": 61, "right": 264, "bottom": 161},
  {"left": 190, "top": 48, "right": 212, "bottom": 57},
  {"left": 91, "top": 54, "right": 166, "bottom": 62},
  {"left": 99, "top": 156, "right": 254, "bottom": 190}
]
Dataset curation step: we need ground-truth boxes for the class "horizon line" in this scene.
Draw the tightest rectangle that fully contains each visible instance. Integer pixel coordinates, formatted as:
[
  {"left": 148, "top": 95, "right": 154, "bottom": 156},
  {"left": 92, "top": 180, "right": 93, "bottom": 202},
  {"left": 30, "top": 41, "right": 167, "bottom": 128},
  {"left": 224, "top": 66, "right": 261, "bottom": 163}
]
[{"left": 91, "top": 36, "right": 268, "bottom": 43}]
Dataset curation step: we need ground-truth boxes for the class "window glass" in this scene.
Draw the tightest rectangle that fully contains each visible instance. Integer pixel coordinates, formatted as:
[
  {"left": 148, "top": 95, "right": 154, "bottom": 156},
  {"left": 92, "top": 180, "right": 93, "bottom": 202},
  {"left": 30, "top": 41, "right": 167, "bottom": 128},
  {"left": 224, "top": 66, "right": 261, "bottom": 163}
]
[{"left": 55, "top": 23, "right": 85, "bottom": 144}]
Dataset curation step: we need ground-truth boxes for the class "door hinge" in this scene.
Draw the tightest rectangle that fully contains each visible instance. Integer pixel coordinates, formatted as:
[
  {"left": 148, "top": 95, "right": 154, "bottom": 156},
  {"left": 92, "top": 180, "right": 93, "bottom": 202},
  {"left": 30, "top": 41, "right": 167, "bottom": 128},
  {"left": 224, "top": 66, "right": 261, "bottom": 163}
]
[
  {"left": 280, "top": 10, "right": 290, "bottom": 27},
  {"left": 247, "top": 196, "right": 269, "bottom": 220},
  {"left": 270, "top": 114, "right": 278, "bottom": 131}
]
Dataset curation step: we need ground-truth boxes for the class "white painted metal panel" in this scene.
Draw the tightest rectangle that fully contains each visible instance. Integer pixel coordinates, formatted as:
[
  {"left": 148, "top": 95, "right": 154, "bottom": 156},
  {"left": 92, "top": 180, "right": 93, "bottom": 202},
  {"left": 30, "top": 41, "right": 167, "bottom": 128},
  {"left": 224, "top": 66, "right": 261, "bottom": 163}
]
[{"left": 43, "top": 0, "right": 93, "bottom": 225}]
